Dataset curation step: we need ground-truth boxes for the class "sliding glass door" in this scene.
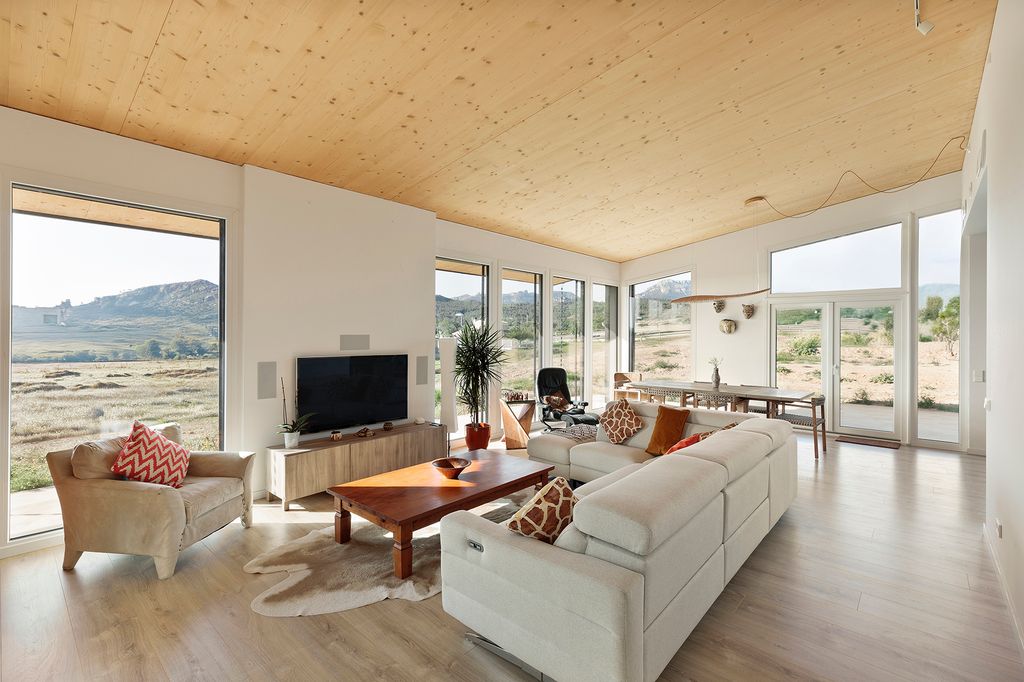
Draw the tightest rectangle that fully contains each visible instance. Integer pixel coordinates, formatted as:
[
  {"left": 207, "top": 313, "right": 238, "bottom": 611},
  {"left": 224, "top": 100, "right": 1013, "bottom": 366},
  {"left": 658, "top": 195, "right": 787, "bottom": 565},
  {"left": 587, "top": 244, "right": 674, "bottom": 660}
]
[
  {"left": 772, "top": 299, "right": 902, "bottom": 440},
  {"left": 836, "top": 304, "right": 898, "bottom": 435},
  {"left": 501, "top": 269, "right": 542, "bottom": 395},
  {"left": 8, "top": 186, "right": 224, "bottom": 540},
  {"left": 591, "top": 284, "right": 618, "bottom": 409},
  {"left": 552, "top": 277, "right": 585, "bottom": 400}
]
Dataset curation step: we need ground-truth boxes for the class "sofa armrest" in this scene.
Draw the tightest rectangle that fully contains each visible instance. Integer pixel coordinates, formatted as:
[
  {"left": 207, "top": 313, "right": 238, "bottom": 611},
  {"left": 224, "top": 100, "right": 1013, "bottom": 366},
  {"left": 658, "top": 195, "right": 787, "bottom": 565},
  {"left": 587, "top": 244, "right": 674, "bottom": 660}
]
[
  {"left": 440, "top": 511, "right": 643, "bottom": 682},
  {"left": 56, "top": 477, "right": 186, "bottom": 558},
  {"left": 187, "top": 451, "right": 254, "bottom": 479}
]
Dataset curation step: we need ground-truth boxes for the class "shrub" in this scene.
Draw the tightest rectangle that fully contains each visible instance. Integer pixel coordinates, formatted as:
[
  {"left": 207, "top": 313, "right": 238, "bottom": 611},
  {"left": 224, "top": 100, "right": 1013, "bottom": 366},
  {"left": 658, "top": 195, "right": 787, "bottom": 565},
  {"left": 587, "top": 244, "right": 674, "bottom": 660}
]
[
  {"left": 841, "top": 332, "right": 870, "bottom": 347},
  {"left": 871, "top": 372, "right": 894, "bottom": 384},
  {"left": 918, "top": 394, "right": 936, "bottom": 409},
  {"left": 652, "top": 359, "right": 679, "bottom": 370},
  {"left": 777, "top": 366, "right": 792, "bottom": 375},
  {"left": 919, "top": 334, "right": 933, "bottom": 342},
  {"left": 790, "top": 335, "right": 821, "bottom": 357},
  {"left": 851, "top": 388, "right": 871, "bottom": 404}
]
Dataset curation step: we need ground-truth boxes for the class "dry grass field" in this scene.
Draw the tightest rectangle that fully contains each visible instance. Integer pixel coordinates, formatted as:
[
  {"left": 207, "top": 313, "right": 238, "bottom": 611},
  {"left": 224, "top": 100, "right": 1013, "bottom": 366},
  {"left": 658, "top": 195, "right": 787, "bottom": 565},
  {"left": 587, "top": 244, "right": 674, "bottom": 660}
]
[{"left": 10, "top": 358, "right": 220, "bottom": 492}]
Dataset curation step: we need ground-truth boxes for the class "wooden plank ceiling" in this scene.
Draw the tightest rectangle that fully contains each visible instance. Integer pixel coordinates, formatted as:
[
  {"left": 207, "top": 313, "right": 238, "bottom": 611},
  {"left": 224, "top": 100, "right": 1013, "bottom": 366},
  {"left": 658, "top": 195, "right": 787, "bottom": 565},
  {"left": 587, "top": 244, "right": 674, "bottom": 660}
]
[{"left": 0, "top": 0, "right": 996, "bottom": 262}]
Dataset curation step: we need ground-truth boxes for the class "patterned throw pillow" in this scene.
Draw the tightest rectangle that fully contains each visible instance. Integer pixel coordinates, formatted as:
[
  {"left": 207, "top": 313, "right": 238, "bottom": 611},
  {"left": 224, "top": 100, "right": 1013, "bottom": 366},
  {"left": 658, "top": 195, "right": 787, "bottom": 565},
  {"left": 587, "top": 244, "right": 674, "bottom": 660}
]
[
  {"left": 111, "top": 421, "right": 191, "bottom": 488},
  {"left": 665, "top": 422, "right": 740, "bottom": 454},
  {"left": 543, "top": 393, "right": 570, "bottom": 410},
  {"left": 599, "top": 398, "right": 644, "bottom": 444},
  {"left": 507, "top": 477, "right": 577, "bottom": 543}
]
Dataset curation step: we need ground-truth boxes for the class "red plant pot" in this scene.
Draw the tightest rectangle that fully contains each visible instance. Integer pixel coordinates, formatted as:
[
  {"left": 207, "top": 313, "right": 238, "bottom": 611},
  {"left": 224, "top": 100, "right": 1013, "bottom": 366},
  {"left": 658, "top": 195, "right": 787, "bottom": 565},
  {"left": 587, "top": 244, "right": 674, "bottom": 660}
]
[{"left": 464, "top": 423, "right": 492, "bottom": 451}]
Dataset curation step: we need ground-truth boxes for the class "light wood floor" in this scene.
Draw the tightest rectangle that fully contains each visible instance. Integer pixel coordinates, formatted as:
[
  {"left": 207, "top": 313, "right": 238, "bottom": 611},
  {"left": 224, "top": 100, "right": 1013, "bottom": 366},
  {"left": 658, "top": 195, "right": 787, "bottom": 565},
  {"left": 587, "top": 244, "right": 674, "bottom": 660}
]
[{"left": 2, "top": 435, "right": 1022, "bottom": 681}]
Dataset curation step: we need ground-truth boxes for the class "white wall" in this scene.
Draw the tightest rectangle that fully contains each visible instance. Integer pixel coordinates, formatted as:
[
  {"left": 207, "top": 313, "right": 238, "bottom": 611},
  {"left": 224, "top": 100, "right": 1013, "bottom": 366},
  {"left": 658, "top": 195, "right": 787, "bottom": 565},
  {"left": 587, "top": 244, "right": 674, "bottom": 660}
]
[
  {"left": 962, "top": 0, "right": 1024, "bottom": 651},
  {"left": 0, "top": 106, "right": 621, "bottom": 542},
  {"left": 240, "top": 167, "right": 439, "bottom": 489},
  {"left": 620, "top": 173, "right": 962, "bottom": 388}
]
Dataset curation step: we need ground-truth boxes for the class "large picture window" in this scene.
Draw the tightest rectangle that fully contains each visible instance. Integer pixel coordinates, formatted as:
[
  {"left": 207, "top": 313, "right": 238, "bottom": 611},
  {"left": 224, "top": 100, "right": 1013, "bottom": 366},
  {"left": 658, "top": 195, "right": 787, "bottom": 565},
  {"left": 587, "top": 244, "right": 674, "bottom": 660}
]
[
  {"left": 771, "top": 223, "right": 902, "bottom": 293},
  {"left": 501, "top": 269, "right": 542, "bottom": 395},
  {"left": 916, "top": 210, "right": 961, "bottom": 443},
  {"left": 629, "top": 272, "right": 692, "bottom": 381},
  {"left": 9, "top": 186, "right": 224, "bottom": 540},
  {"left": 552, "top": 277, "right": 585, "bottom": 400},
  {"left": 434, "top": 258, "right": 488, "bottom": 431}
]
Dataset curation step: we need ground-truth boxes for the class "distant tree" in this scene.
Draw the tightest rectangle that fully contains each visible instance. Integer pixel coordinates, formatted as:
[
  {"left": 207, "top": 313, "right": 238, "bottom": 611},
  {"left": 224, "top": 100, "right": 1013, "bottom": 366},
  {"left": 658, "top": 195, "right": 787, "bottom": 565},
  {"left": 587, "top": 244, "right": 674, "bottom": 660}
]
[
  {"left": 135, "top": 339, "right": 163, "bottom": 359},
  {"left": 934, "top": 296, "right": 960, "bottom": 358},
  {"left": 919, "top": 295, "right": 943, "bottom": 323}
]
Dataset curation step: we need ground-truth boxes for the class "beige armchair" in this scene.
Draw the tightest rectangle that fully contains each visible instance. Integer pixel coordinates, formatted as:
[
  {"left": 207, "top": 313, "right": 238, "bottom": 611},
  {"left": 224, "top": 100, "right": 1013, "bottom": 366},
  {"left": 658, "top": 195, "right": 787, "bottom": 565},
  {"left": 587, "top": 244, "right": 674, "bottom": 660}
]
[{"left": 46, "top": 423, "right": 254, "bottom": 579}]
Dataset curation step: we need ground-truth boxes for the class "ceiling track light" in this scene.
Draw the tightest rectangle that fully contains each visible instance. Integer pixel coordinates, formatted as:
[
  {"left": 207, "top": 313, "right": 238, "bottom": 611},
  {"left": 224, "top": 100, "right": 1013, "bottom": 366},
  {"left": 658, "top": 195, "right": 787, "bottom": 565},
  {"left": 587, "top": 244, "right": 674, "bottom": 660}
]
[{"left": 915, "top": 0, "right": 934, "bottom": 35}]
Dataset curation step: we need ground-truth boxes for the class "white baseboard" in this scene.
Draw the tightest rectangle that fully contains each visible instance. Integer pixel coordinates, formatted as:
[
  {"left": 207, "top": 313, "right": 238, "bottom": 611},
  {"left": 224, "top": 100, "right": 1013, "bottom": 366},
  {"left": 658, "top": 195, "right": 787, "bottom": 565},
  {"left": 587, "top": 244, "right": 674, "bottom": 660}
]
[
  {"left": 983, "top": 521, "right": 1024, "bottom": 661},
  {"left": 0, "top": 529, "right": 63, "bottom": 560},
  {"left": 967, "top": 447, "right": 986, "bottom": 456},
  {"left": 253, "top": 488, "right": 268, "bottom": 501}
]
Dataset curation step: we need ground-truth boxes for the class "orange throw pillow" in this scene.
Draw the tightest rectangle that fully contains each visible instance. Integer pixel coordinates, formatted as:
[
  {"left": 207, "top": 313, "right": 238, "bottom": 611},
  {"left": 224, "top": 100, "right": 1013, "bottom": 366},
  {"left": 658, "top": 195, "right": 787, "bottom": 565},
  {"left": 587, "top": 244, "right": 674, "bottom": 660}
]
[
  {"left": 666, "top": 433, "right": 703, "bottom": 454},
  {"left": 646, "top": 406, "right": 690, "bottom": 455},
  {"left": 507, "top": 477, "right": 577, "bottom": 543},
  {"left": 666, "top": 421, "right": 740, "bottom": 454}
]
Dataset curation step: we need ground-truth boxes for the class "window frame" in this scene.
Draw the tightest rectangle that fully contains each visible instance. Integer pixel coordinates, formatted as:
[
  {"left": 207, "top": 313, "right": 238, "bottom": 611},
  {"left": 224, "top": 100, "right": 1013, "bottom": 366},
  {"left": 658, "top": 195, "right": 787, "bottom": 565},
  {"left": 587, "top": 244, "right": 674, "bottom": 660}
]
[
  {"left": 769, "top": 221, "right": 905, "bottom": 296},
  {"left": 1, "top": 172, "right": 235, "bottom": 556},
  {"left": 626, "top": 269, "right": 695, "bottom": 381}
]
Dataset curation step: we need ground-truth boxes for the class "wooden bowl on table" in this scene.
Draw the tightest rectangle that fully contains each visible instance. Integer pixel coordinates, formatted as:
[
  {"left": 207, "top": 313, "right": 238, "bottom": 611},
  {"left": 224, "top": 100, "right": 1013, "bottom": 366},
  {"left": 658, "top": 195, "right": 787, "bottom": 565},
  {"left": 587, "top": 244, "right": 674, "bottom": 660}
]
[{"left": 431, "top": 457, "right": 471, "bottom": 480}]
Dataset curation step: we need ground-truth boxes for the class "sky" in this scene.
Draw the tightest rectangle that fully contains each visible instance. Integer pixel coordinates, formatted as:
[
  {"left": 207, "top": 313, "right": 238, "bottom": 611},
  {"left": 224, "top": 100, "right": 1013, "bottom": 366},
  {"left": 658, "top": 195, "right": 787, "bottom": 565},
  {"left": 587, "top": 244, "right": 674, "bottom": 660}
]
[
  {"left": 12, "top": 213, "right": 220, "bottom": 307},
  {"left": 771, "top": 210, "right": 961, "bottom": 294}
]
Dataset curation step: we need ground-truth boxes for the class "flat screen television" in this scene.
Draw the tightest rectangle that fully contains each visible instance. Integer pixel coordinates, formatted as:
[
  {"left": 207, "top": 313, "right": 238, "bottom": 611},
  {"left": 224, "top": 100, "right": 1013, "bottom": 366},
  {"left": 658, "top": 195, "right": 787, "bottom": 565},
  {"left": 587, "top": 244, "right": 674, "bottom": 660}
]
[{"left": 296, "top": 354, "right": 408, "bottom": 433}]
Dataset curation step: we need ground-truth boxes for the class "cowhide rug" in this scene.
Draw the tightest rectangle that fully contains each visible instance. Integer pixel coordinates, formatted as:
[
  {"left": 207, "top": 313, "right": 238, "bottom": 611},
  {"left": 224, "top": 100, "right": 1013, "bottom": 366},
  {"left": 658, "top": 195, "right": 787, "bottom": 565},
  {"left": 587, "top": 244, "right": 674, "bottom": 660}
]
[{"left": 243, "top": 493, "right": 528, "bottom": 617}]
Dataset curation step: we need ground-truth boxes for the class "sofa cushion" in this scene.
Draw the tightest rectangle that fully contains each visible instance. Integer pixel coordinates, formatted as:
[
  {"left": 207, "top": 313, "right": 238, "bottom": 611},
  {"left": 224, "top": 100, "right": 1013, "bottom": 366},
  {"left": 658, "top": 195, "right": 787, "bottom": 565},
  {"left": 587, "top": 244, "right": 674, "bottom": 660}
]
[
  {"left": 575, "top": 462, "right": 647, "bottom": 498},
  {"left": 645, "top": 406, "right": 690, "bottom": 456},
  {"left": 598, "top": 399, "right": 644, "bottom": 444},
  {"left": 507, "top": 477, "right": 577, "bottom": 543},
  {"left": 179, "top": 475, "right": 244, "bottom": 523},
  {"left": 526, "top": 433, "right": 575, "bottom": 466},
  {"left": 573, "top": 455, "right": 727, "bottom": 555},
  {"left": 681, "top": 430, "right": 772, "bottom": 482},
  {"left": 732, "top": 417, "right": 793, "bottom": 448},
  {"left": 570, "top": 441, "right": 651, "bottom": 477},
  {"left": 70, "top": 422, "right": 183, "bottom": 481},
  {"left": 71, "top": 436, "right": 126, "bottom": 480},
  {"left": 552, "top": 522, "right": 589, "bottom": 553}
]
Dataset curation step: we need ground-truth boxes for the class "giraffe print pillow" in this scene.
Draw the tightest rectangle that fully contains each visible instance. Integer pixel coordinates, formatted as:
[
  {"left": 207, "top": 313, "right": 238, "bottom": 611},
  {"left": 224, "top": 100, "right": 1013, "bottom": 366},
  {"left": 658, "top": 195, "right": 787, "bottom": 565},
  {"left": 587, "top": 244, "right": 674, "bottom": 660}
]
[
  {"left": 507, "top": 477, "right": 578, "bottom": 543},
  {"left": 598, "top": 398, "right": 644, "bottom": 444}
]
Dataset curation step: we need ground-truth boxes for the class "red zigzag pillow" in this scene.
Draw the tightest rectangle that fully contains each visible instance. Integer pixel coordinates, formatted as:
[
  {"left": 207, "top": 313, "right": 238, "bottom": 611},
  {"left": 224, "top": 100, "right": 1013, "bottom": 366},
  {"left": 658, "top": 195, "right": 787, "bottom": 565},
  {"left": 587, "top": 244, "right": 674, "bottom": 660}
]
[{"left": 112, "top": 421, "right": 191, "bottom": 488}]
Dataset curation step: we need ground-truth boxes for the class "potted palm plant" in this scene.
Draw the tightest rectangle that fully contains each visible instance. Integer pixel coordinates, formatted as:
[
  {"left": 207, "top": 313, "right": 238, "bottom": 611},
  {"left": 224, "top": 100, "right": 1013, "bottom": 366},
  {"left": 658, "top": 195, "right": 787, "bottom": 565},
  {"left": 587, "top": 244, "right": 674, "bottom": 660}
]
[{"left": 454, "top": 322, "right": 506, "bottom": 450}]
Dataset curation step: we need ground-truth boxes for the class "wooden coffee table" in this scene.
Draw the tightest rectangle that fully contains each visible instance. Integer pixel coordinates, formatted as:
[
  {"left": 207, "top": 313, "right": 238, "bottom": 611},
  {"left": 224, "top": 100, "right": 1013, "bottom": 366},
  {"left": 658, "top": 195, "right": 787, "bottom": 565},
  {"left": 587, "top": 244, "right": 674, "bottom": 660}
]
[{"left": 327, "top": 450, "right": 553, "bottom": 579}]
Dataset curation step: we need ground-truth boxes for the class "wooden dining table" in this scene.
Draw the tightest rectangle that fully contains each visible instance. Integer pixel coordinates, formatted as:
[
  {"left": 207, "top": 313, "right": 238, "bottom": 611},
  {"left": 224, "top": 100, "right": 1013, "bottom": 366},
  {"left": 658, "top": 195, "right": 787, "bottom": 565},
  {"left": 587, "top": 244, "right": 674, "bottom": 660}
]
[{"left": 626, "top": 380, "right": 813, "bottom": 416}]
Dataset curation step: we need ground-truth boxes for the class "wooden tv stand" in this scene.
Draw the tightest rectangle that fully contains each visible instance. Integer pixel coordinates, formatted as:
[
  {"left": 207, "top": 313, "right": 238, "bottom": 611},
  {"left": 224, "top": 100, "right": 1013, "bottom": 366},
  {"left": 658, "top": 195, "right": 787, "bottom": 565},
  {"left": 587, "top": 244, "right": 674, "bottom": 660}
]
[{"left": 266, "top": 422, "right": 446, "bottom": 510}]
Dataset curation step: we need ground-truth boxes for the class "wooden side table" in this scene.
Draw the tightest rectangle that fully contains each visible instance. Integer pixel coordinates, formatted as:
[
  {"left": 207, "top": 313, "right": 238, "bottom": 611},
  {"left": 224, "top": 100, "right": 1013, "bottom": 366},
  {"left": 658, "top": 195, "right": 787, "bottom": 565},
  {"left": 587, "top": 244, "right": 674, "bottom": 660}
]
[{"left": 500, "top": 399, "right": 536, "bottom": 450}]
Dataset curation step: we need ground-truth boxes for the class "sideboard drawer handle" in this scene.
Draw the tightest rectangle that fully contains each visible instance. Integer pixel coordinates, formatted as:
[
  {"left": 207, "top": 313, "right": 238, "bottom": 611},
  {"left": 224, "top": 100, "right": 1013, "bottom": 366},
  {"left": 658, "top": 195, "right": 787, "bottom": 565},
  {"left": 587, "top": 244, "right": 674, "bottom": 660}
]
[{"left": 467, "top": 539, "right": 484, "bottom": 553}]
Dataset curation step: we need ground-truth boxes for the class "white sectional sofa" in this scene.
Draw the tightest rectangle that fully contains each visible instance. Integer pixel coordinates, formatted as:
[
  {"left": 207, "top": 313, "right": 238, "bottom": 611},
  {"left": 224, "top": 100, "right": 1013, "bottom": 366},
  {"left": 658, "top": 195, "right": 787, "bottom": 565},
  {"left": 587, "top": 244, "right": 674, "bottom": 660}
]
[
  {"left": 526, "top": 401, "right": 751, "bottom": 482},
  {"left": 440, "top": 403, "right": 797, "bottom": 682}
]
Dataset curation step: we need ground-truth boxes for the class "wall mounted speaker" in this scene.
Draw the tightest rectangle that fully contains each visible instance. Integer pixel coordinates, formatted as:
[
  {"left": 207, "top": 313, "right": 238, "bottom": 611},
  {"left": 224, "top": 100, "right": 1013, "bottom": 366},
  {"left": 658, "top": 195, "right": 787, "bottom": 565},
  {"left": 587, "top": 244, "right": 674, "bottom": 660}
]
[
  {"left": 256, "top": 361, "right": 277, "bottom": 400},
  {"left": 416, "top": 355, "right": 429, "bottom": 385},
  {"left": 339, "top": 334, "right": 370, "bottom": 351}
]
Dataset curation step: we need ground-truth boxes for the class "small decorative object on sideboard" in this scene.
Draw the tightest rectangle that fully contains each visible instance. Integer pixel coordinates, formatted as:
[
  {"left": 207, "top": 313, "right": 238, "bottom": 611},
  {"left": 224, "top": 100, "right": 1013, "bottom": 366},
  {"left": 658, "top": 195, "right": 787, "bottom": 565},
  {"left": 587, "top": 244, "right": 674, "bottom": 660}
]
[
  {"left": 382, "top": 421, "right": 395, "bottom": 431},
  {"left": 709, "top": 357, "right": 722, "bottom": 389},
  {"left": 719, "top": 319, "right": 737, "bottom": 334},
  {"left": 742, "top": 303, "right": 755, "bottom": 319},
  {"left": 277, "top": 377, "right": 313, "bottom": 448},
  {"left": 355, "top": 427, "right": 375, "bottom": 438},
  {"left": 330, "top": 431, "right": 343, "bottom": 441},
  {"left": 431, "top": 456, "right": 471, "bottom": 480},
  {"left": 503, "top": 389, "right": 530, "bottom": 401},
  {"left": 712, "top": 299, "right": 726, "bottom": 313}
]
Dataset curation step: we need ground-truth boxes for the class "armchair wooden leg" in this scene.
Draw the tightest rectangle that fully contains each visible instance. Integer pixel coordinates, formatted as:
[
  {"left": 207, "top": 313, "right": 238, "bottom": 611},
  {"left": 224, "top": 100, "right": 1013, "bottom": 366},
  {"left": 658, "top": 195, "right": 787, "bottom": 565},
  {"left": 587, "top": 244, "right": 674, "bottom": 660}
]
[
  {"left": 154, "top": 554, "right": 179, "bottom": 580},
  {"left": 62, "top": 547, "right": 83, "bottom": 571},
  {"left": 241, "top": 503, "right": 253, "bottom": 528}
]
